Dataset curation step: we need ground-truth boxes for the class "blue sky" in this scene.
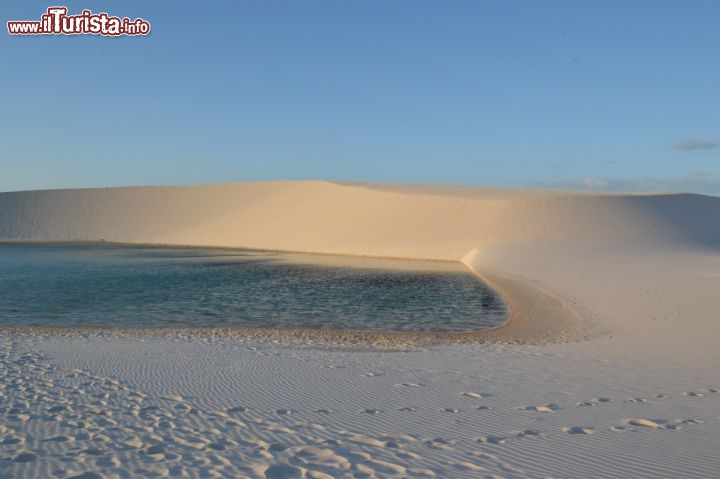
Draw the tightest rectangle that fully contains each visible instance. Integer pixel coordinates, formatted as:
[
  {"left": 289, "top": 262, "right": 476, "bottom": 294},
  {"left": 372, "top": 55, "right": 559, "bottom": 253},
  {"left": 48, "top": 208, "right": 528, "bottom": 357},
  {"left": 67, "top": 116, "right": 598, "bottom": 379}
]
[{"left": 2, "top": 1, "right": 719, "bottom": 193}]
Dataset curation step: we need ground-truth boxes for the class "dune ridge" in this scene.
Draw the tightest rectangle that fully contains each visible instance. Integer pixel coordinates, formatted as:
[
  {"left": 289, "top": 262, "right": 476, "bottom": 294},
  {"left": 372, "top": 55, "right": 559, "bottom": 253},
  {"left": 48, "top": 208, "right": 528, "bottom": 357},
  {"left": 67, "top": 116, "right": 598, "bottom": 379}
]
[{"left": 1, "top": 181, "right": 718, "bottom": 259}]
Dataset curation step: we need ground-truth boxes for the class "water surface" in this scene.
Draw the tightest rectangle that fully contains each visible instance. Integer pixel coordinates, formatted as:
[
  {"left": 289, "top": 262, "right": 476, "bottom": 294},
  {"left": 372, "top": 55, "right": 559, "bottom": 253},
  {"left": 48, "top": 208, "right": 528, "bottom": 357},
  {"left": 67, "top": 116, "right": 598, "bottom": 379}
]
[{"left": 0, "top": 243, "right": 506, "bottom": 332}]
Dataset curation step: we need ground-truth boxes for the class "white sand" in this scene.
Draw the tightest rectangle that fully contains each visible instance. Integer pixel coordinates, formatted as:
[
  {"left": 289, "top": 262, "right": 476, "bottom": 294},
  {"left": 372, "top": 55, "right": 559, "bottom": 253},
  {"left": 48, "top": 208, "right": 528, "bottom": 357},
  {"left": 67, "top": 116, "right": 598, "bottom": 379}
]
[{"left": 1, "top": 181, "right": 719, "bottom": 478}]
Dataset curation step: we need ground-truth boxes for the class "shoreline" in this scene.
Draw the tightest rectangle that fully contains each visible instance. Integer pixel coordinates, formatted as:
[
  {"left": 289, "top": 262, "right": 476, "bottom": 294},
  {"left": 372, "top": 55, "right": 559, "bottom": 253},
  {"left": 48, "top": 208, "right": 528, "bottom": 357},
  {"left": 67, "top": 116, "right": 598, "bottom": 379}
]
[{"left": 0, "top": 245, "right": 595, "bottom": 345}]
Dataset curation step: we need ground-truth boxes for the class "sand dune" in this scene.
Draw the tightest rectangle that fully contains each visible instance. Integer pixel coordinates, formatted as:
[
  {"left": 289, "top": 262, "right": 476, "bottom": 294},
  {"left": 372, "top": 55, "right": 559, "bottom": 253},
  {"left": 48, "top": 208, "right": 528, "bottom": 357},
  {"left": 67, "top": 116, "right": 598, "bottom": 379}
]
[
  {"left": 1, "top": 181, "right": 718, "bottom": 258},
  {"left": 2, "top": 181, "right": 720, "bottom": 478}
]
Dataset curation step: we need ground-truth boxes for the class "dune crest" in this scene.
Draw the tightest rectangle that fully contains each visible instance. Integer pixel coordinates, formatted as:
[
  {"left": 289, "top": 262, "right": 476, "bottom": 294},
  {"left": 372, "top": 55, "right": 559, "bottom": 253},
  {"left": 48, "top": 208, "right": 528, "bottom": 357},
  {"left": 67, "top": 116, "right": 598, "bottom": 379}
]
[{"left": 1, "top": 181, "right": 718, "bottom": 256}]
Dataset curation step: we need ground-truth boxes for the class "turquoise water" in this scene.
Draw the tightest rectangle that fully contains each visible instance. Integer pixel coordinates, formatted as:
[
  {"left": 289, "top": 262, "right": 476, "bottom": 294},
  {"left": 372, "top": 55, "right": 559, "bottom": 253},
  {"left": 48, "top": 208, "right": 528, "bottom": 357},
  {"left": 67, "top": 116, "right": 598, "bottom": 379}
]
[{"left": 0, "top": 243, "right": 506, "bottom": 332}]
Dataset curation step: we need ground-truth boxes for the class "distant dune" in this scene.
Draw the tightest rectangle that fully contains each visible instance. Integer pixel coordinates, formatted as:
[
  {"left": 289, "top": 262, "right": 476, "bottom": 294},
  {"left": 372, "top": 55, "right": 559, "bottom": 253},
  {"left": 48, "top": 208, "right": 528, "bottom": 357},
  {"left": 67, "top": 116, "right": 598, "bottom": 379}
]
[{"left": 1, "top": 181, "right": 718, "bottom": 259}]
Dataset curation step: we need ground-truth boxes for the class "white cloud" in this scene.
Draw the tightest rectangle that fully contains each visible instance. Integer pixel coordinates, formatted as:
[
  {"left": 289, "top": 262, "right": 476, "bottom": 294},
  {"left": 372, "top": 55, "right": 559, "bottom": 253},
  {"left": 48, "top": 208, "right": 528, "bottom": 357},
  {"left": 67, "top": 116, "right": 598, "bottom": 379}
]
[{"left": 673, "top": 139, "right": 719, "bottom": 151}]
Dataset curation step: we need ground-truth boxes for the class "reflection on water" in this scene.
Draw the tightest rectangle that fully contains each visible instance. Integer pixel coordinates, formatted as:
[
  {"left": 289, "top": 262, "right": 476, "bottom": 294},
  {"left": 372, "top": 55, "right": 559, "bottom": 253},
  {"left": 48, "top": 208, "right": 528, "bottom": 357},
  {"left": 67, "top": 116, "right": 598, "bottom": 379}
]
[{"left": 0, "top": 243, "right": 507, "bottom": 332}]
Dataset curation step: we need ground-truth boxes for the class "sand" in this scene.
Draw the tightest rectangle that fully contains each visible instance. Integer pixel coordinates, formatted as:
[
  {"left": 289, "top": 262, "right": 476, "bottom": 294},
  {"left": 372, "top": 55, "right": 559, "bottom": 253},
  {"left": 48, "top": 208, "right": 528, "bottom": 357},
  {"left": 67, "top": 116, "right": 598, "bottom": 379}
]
[{"left": 1, "top": 181, "right": 719, "bottom": 478}]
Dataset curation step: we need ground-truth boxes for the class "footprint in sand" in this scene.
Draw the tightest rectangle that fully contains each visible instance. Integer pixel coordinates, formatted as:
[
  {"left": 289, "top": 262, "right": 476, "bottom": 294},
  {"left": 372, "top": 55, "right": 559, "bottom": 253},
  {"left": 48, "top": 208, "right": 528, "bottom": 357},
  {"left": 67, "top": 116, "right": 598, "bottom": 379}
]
[
  {"left": 663, "top": 418, "right": 705, "bottom": 430},
  {"left": 361, "top": 372, "right": 384, "bottom": 378},
  {"left": 227, "top": 406, "right": 248, "bottom": 413},
  {"left": 683, "top": 391, "right": 706, "bottom": 397},
  {"left": 313, "top": 408, "right": 334, "bottom": 415},
  {"left": 80, "top": 447, "right": 105, "bottom": 456},
  {"left": 398, "top": 407, "right": 417, "bottom": 412},
  {"left": 439, "top": 407, "right": 460, "bottom": 413},
  {"left": 577, "top": 397, "right": 611, "bottom": 407},
  {"left": 9, "top": 413, "right": 31, "bottom": 422},
  {"left": 476, "top": 435, "right": 507, "bottom": 445},
  {"left": 461, "top": 392, "right": 487, "bottom": 399},
  {"left": 144, "top": 444, "right": 166, "bottom": 455},
  {"left": 42, "top": 435, "right": 73, "bottom": 442},
  {"left": 342, "top": 432, "right": 386, "bottom": 448},
  {"left": 624, "top": 397, "right": 647, "bottom": 403},
  {"left": 383, "top": 440, "right": 402, "bottom": 449},
  {"left": 514, "top": 429, "right": 544, "bottom": 438},
  {"left": 426, "top": 437, "right": 456, "bottom": 448},
  {"left": 519, "top": 404, "right": 558, "bottom": 413},
  {"left": 174, "top": 403, "right": 193, "bottom": 413},
  {"left": 13, "top": 452, "right": 38, "bottom": 463},
  {"left": 683, "top": 418, "right": 705, "bottom": 425},
  {"left": 477, "top": 405, "right": 492, "bottom": 411},
  {"left": 3, "top": 436, "right": 25, "bottom": 445},
  {"left": 453, "top": 461, "right": 489, "bottom": 473},
  {"left": 95, "top": 456, "right": 120, "bottom": 468},
  {"left": 265, "top": 463, "right": 306, "bottom": 479},
  {"left": 360, "top": 408, "right": 382, "bottom": 414},
  {"left": 396, "top": 383, "right": 422, "bottom": 388},
  {"left": 562, "top": 426, "right": 594, "bottom": 435},
  {"left": 67, "top": 473, "right": 104, "bottom": 479},
  {"left": 627, "top": 418, "right": 664, "bottom": 429}
]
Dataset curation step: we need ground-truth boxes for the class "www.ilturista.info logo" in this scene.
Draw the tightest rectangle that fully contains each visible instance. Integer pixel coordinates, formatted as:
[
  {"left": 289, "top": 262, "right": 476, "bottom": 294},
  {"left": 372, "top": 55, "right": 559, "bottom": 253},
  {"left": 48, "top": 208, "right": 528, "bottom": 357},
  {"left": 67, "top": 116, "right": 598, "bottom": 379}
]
[{"left": 7, "top": 7, "right": 150, "bottom": 36}]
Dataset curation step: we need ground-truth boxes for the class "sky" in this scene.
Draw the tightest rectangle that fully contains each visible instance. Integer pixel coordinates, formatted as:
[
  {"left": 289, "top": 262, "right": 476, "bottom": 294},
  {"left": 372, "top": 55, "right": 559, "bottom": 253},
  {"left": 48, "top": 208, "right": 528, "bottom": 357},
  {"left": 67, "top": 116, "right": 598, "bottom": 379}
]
[{"left": 1, "top": 1, "right": 719, "bottom": 193}]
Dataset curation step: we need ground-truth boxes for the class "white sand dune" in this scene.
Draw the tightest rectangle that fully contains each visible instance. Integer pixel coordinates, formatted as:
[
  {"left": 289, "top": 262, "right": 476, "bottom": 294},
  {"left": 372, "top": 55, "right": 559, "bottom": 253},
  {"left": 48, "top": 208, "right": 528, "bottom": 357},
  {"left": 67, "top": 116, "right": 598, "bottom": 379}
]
[
  {"left": 1, "top": 181, "right": 719, "bottom": 478},
  {"left": 1, "top": 181, "right": 718, "bottom": 257}
]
